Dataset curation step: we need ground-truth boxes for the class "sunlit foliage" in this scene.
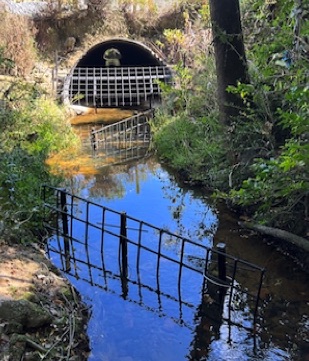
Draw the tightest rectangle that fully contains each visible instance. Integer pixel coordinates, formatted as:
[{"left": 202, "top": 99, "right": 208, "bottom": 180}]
[{"left": 0, "top": 80, "right": 79, "bottom": 242}]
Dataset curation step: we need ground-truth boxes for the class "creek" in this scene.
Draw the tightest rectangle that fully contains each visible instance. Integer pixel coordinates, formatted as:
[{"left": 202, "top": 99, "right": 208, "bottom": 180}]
[{"left": 46, "top": 111, "right": 309, "bottom": 361}]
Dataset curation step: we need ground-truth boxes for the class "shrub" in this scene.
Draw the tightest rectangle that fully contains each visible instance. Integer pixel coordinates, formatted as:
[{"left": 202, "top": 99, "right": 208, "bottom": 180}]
[{"left": 0, "top": 82, "right": 79, "bottom": 242}]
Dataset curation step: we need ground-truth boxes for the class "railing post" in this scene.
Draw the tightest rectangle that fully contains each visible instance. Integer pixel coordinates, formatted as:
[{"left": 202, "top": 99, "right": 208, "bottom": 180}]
[
  {"left": 120, "top": 212, "right": 128, "bottom": 298},
  {"left": 60, "top": 189, "right": 71, "bottom": 271},
  {"left": 91, "top": 127, "right": 97, "bottom": 154},
  {"left": 60, "top": 189, "right": 68, "bottom": 236},
  {"left": 120, "top": 212, "right": 128, "bottom": 275}
]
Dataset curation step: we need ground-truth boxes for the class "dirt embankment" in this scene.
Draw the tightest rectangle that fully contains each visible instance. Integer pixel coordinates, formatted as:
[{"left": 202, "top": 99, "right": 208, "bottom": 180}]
[{"left": 0, "top": 240, "right": 90, "bottom": 360}]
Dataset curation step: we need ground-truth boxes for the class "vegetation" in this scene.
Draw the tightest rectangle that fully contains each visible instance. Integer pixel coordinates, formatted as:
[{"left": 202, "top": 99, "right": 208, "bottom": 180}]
[
  {"left": 227, "top": 0, "right": 309, "bottom": 235},
  {"left": 0, "top": 80, "right": 79, "bottom": 242},
  {"left": 152, "top": 0, "right": 309, "bottom": 240},
  {"left": 0, "top": 12, "right": 79, "bottom": 242},
  {"left": 0, "top": 0, "right": 308, "bottom": 247}
]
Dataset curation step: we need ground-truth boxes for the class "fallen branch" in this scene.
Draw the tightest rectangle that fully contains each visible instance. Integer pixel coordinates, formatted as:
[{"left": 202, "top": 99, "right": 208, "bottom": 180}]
[
  {"left": 25, "top": 337, "right": 48, "bottom": 354},
  {"left": 239, "top": 221, "right": 309, "bottom": 253}
]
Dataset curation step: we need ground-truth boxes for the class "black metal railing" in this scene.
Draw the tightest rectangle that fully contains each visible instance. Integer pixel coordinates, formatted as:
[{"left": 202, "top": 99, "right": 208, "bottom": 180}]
[
  {"left": 89, "top": 110, "right": 152, "bottom": 163},
  {"left": 43, "top": 186, "right": 265, "bottom": 330}
]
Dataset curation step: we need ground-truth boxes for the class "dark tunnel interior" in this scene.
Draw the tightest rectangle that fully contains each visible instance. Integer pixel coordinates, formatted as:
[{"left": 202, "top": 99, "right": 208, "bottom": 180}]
[{"left": 76, "top": 40, "right": 162, "bottom": 67}]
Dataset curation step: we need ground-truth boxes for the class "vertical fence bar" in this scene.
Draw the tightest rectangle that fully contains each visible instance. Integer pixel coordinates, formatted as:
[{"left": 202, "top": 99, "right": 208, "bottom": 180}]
[
  {"left": 178, "top": 238, "right": 185, "bottom": 293},
  {"left": 100, "top": 208, "right": 108, "bottom": 287},
  {"left": 120, "top": 212, "right": 128, "bottom": 298},
  {"left": 91, "top": 127, "right": 97, "bottom": 154},
  {"left": 60, "top": 189, "right": 70, "bottom": 271},
  {"left": 178, "top": 237, "right": 186, "bottom": 320},
  {"left": 136, "top": 221, "right": 143, "bottom": 301},
  {"left": 114, "top": 68, "right": 118, "bottom": 107},
  {"left": 156, "top": 230, "right": 163, "bottom": 310},
  {"left": 85, "top": 202, "right": 90, "bottom": 247},
  {"left": 120, "top": 212, "right": 128, "bottom": 277},
  {"left": 60, "top": 189, "right": 68, "bottom": 236},
  {"left": 70, "top": 194, "right": 74, "bottom": 242},
  {"left": 202, "top": 248, "right": 210, "bottom": 291},
  {"left": 85, "top": 202, "right": 93, "bottom": 283}
]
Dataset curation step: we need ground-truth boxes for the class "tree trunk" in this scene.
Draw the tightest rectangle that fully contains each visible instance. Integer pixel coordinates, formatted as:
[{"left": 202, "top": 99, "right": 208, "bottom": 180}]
[
  {"left": 239, "top": 221, "right": 309, "bottom": 253},
  {"left": 209, "top": 0, "right": 249, "bottom": 125}
]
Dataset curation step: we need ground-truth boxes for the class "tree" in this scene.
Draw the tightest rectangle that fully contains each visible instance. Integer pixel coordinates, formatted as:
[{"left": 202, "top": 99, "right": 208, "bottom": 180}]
[{"left": 209, "top": 0, "right": 249, "bottom": 125}]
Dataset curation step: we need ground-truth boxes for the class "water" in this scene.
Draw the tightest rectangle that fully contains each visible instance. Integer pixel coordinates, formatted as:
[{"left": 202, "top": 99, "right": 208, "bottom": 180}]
[
  {"left": 47, "top": 157, "right": 309, "bottom": 361},
  {"left": 46, "top": 108, "right": 309, "bottom": 361}
]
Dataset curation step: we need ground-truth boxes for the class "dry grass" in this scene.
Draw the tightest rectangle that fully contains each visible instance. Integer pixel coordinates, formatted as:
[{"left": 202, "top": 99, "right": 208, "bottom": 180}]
[{"left": 0, "top": 11, "right": 37, "bottom": 77}]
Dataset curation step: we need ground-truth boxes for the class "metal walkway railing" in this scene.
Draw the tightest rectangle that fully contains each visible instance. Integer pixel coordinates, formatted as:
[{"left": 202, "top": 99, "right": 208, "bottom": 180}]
[
  {"left": 43, "top": 186, "right": 265, "bottom": 331},
  {"left": 68, "top": 66, "right": 173, "bottom": 107},
  {"left": 89, "top": 109, "right": 153, "bottom": 163}
]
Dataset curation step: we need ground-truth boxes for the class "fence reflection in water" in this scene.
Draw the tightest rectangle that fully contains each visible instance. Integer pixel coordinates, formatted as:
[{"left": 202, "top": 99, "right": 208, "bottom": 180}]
[{"left": 43, "top": 186, "right": 265, "bottom": 331}]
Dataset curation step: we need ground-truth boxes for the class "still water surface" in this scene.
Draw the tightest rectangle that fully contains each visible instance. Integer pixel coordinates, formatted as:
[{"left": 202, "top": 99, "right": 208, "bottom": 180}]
[{"left": 47, "top": 157, "right": 309, "bottom": 361}]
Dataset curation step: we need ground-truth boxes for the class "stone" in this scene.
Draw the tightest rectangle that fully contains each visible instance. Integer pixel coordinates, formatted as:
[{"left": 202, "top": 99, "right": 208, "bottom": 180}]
[{"left": 0, "top": 299, "right": 52, "bottom": 330}]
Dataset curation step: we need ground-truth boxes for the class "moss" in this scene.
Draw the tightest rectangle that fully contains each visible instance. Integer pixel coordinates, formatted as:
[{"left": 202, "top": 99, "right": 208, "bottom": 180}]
[{"left": 21, "top": 291, "right": 39, "bottom": 303}]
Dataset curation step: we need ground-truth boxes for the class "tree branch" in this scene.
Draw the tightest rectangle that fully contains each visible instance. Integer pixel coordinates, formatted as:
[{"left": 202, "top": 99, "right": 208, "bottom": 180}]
[{"left": 239, "top": 221, "right": 309, "bottom": 253}]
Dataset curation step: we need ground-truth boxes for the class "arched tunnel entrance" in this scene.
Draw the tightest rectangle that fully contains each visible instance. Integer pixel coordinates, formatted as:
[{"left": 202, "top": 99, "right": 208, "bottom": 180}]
[{"left": 63, "top": 38, "right": 173, "bottom": 108}]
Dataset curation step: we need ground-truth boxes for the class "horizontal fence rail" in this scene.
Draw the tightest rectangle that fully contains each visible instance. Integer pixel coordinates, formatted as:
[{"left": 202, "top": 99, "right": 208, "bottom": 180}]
[
  {"left": 68, "top": 66, "right": 173, "bottom": 107},
  {"left": 43, "top": 186, "right": 265, "bottom": 331}
]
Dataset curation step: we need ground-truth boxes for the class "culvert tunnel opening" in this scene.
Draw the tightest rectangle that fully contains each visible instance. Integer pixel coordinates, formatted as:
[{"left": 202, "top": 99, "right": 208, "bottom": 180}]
[{"left": 63, "top": 39, "right": 172, "bottom": 109}]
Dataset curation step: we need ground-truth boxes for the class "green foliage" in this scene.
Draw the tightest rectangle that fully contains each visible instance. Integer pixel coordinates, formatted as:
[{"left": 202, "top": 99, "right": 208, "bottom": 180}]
[
  {"left": 152, "top": 54, "right": 227, "bottom": 186},
  {"left": 153, "top": 113, "right": 227, "bottom": 186},
  {"left": 229, "top": 138, "right": 309, "bottom": 233},
  {"left": 198, "top": 3, "right": 211, "bottom": 25},
  {"left": 0, "top": 46, "right": 15, "bottom": 72},
  {"left": 155, "top": 0, "right": 308, "bottom": 236},
  {"left": 0, "top": 82, "right": 79, "bottom": 243},
  {"left": 226, "top": 0, "right": 309, "bottom": 235},
  {"left": 1, "top": 83, "right": 78, "bottom": 154},
  {"left": 0, "top": 148, "right": 54, "bottom": 242}
]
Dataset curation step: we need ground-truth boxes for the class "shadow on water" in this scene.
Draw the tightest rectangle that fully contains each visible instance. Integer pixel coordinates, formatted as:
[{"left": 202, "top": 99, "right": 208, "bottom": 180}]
[{"left": 45, "top": 111, "right": 309, "bottom": 361}]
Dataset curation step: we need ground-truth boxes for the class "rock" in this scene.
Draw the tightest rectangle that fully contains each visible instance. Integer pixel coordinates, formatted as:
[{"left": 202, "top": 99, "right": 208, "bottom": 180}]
[{"left": 0, "top": 299, "right": 52, "bottom": 330}]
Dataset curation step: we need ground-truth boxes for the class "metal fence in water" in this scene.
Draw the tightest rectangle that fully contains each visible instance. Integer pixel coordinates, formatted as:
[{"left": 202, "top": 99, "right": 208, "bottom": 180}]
[
  {"left": 43, "top": 186, "right": 265, "bottom": 331},
  {"left": 90, "top": 110, "right": 153, "bottom": 163}
]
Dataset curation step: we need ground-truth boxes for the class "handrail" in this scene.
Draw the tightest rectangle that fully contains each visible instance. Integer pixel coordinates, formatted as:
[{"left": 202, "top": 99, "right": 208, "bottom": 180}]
[
  {"left": 92, "top": 109, "right": 153, "bottom": 136},
  {"left": 43, "top": 185, "right": 265, "bottom": 330},
  {"left": 88, "top": 109, "right": 153, "bottom": 164}
]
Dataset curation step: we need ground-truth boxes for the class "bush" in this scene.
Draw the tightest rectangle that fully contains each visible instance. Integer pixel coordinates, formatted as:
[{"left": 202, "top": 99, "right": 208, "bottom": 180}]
[
  {"left": 226, "top": 0, "right": 309, "bottom": 235},
  {"left": 0, "top": 82, "right": 79, "bottom": 242},
  {"left": 153, "top": 113, "right": 228, "bottom": 187},
  {"left": 152, "top": 49, "right": 227, "bottom": 187}
]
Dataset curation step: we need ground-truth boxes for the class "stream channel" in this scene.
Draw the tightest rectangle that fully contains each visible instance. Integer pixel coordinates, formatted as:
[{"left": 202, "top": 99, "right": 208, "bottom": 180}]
[{"left": 46, "top": 110, "right": 309, "bottom": 361}]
